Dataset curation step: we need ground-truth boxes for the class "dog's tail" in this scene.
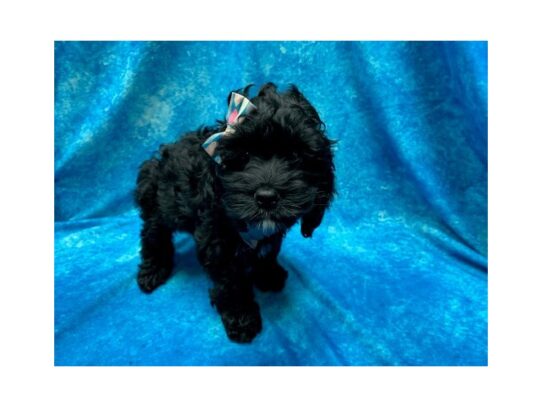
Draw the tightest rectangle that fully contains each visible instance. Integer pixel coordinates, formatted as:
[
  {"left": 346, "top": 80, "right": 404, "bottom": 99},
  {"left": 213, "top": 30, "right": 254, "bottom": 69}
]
[{"left": 135, "top": 158, "right": 160, "bottom": 219}]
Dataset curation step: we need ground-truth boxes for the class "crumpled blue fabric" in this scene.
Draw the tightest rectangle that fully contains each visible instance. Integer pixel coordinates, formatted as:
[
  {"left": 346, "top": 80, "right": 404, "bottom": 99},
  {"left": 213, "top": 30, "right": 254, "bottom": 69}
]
[{"left": 54, "top": 41, "right": 487, "bottom": 366}]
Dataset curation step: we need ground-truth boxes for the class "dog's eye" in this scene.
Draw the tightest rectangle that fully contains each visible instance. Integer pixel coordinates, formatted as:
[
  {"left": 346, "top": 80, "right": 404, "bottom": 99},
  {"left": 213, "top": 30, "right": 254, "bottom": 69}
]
[{"left": 222, "top": 152, "right": 249, "bottom": 172}]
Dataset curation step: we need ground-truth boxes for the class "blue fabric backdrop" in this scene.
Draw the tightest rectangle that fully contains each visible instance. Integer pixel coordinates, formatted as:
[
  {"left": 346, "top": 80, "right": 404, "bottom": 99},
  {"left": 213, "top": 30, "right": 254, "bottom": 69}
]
[{"left": 54, "top": 41, "right": 488, "bottom": 366}]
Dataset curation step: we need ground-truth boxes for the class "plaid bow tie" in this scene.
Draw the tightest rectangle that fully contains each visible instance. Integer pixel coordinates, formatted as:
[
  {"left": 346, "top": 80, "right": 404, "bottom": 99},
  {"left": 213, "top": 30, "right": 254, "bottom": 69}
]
[{"left": 201, "top": 92, "right": 257, "bottom": 164}]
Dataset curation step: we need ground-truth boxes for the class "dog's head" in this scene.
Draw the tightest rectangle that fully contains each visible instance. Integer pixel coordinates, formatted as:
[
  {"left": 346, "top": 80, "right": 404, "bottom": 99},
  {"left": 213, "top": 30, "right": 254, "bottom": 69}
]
[{"left": 213, "top": 83, "right": 335, "bottom": 237}]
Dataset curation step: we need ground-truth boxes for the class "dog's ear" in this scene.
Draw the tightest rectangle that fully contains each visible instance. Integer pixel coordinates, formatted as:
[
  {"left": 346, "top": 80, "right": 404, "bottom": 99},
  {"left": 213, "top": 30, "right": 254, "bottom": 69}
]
[
  {"left": 258, "top": 82, "right": 278, "bottom": 97},
  {"left": 283, "top": 85, "right": 334, "bottom": 238},
  {"left": 300, "top": 141, "right": 335, "bottom": 238},
  {"left": 276, "top": 85, "right": 335, "bottom": 237},
  {"left": 251, "top": 82, "right": 281, "bottom": 113},
  {"left": 284, "top": 85, "right": 324, "bottom": 129}
]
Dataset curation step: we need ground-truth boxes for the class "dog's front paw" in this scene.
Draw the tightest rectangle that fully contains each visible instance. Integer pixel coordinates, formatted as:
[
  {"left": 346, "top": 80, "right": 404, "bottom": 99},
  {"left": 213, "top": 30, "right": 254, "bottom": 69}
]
[
  {"left": 253, "top": 263, "right": 288, "bottom": 292},
  {"left": 137, "top": 263, "right": 171, "bottom": 293},
  {"left": 220, "top": 302, "right": 262, "bottom": 344}
]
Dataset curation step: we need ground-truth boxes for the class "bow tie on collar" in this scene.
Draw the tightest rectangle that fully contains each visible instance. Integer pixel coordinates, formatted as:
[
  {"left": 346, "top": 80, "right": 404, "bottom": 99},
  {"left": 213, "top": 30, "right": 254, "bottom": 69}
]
[
  {"left": 201, "top": 92, "right": 257, "bottom": 164},
  {"left": 238, "top": 220, "right": 278, "bottom": 249}
]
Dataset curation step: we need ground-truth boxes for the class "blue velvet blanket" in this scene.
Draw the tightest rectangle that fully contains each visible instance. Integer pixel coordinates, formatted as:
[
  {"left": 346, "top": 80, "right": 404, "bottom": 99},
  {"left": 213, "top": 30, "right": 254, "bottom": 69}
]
[{"left": 54, "top": 41, "right": 487, "bottom": 366}]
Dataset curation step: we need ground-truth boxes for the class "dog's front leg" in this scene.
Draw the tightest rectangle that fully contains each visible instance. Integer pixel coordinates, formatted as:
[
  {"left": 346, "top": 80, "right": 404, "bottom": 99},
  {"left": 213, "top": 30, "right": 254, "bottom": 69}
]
[
  {"left": 208, "top": 265, "right": 262, "bottom": 343},
  {"left": 252, "top": 234, "right": 288, "bottom": 292},
  {"left": 197, "top": 236, "right": 262, "bottom": 343}
]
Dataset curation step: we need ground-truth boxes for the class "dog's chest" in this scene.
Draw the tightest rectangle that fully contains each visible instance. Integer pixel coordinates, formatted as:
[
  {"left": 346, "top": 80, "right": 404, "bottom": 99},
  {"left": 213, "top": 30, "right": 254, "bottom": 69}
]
[{"left": 235, "top": 233, "right": 275, "bottom": 260}]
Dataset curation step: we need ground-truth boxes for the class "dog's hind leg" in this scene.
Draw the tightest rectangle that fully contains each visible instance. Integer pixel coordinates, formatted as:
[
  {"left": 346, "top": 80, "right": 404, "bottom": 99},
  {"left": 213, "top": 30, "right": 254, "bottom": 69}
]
[
  {"left": 137, "top": 217, "right": 174, "bottom": 293},
  {"left": 135, "top": 158, "right": 175, "bottom": 293}
]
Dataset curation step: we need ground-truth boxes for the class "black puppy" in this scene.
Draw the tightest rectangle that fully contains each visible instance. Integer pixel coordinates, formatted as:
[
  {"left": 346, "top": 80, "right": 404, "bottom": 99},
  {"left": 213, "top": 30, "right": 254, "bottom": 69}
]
[{"left": 135, "top": 83, "right": 335, "bottom": 343}]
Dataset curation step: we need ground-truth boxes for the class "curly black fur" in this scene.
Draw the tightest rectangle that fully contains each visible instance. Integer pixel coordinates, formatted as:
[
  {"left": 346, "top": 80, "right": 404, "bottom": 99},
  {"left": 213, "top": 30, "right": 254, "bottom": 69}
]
[{"left": 135, "top": 83, "right": 335, "bottom": 343}]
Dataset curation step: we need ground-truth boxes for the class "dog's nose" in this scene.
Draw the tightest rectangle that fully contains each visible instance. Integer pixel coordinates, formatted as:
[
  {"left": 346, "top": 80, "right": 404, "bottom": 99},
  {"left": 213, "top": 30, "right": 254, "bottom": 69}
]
[{"left": 254, "top": 187, "right": 279, "bottom": 209}]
